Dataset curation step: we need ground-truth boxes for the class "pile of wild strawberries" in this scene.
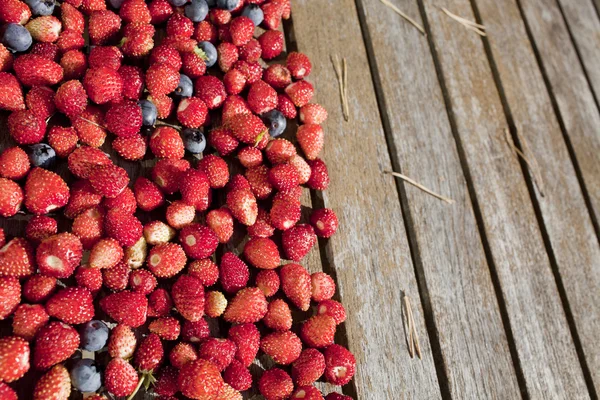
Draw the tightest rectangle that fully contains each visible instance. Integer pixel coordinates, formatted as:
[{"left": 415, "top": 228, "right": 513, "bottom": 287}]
[{"left": 0, "top": 0, "right": 356, "bottom": 399}]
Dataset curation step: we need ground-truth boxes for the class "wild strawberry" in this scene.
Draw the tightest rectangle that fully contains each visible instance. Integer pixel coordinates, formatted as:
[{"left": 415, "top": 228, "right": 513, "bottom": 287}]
[
  {"left": 209, "top": 8, "right": 231, "bottom": 25},
  {"left": 197, "top": 155, "right": 228, "bottom": 189},
  {"left": 121, "top": 23, "right": 155, "bottom": 57},
  {"left": 105, "top": 358, "right": 139, "bottom": 397},
  {"left": 0, "top": 73, "right": 24, "bottom": 112},
  {"left": 259, "top": 368, "right": 294, "bottom": 400},
  {"left": 172, "top": 274, "right": 205, "bottom": 322},
  {"left": 264, "top": 139, "right": 295, "bottom": 165},
  {"left": 163, "top": 202, "right": 193, "bottom": 230},
  {"left": 67, "top": 147, "right": 109, "bottom": 180},
  {"left": 186, "top": 259, "right": 218, "bottom": 287},
  {"left": 25, "top": 86, "right": 55, "bottom": 119},
  {"left": 224, "top": 69, "right": 247, "bottom": 95},
  {"left": 264, "top": 299, "right": 292, "bottom": 331},
  {"left": 291, "top": 348, "right": 326, "bottom": 387},
  {"left": 268, "top": 164, "right": 299, "bottom": 191},
  {"left": 146, "top": 63, "right": 179, "bottom": 96},
  {"left": 309, "top": 209, "right": 338, "bottom": 239},
  {"left": 81, "top": 0, "right": 107, "bottom": 14},
  {"left": 0, "top": 178, "right": 23, "bottom": 218},
  {"left": 198, "top": 338, "right": 236, "bottom": 371},
  {"left": 237, "top": 38, "right": 260, "bottom": 62},
  {"left": 209, "top": 126, "right": 239, "bottom": 155},
  {"left": 144, "top": 221, "right": 176, "bottom": 245},
  {"left": 101, "top": 290, "right": 147, "bottom": 327},
  {"left": 148, "top": 0, "right": 173, "bottom": 23},
  {"left": 71, "top": 105, "right": 107, "bottom": 148},
  {"left": 115, "top": 66, "right": 143, "bottom": 101},
  {"left": 179, "top": 223, "right": 219, "bottom": 259},
  {"left": 166, "top": 12, "right": 193, "bottom": 37},
  {"left": 280, "top": 263, "right": 311, "bottom": 311},
  {"left": 47, "top": 127, "right": 78, "bottom": 158},
  {"left": 223, "top": 287, "right": 267, "bottom": 324},
  {"left": 229, "top": 16, "right": 254, "bottom": 46},
  {"left": 227, "top": 188, "right": 258, "bottom": 226},
  {"left": 205, "top": 291, "right": 227, "bottom": 317},
  {"left": 120, "top": 0, "right": 151, "bottom": 24},
  {"left": 181, "top": 50, "right": 208, "bottom": 79},
  {"left": 106, "top": 100, "right": 143, "bottom": 138},
  {"left": 261, "top": 1, "right": 282, "bottom": 29},
  {"left": 0, "top": 383, "right": 16, "bottom": 400},
  {"left": 113, "top": 134, "right": 147, "bottom": 160},
  {"left": 147, "top": 317, "right": 179, "bottom": 341},
  {"left": 324, "top": 345, "right": 356, "bottom": 386},
  {"left": 299, "top": 104, "right": 327, "bottom": 126},
  {"left": 0, "top": 0, "right": 31, "bottom": 24},
  {"left": 34, "top": 321, "right": 79, "bottom": 369},
  {"left": 155, "top": 366, "right": 178, "bottom": 397},
  {"left": 124, "top": 236, "right": 147, "bottom": 269},
  {"left": 247, "top": 80, "right": 277, "bottom": 115},
  {"left": 194, "top": 20, "right": 216, "bottom": 41},
  {"left": 88, "top": 238, "right": 123, "bottom": 269},
  {"left": 88, "top": 163, "right": 129, "bottom": 198},
  {"left": 242, "top": 237, "right": 279, "bottom": 270},
  {"left": 180, "top": 169, "right": 211, "bottom": 210},
  {"left": 291, "top": 386, "right": 324, "bottom": 400},
  {"left": 205, "top": 208, "right": 233, "bottom": 243},
  {"left": 237, "top": 147, "right": 262, "bottom": 168},
  {"left": 255, "top": 270, "right": 279, "bottom": 298},
  {"left": 61, "top": 3, "right": 84, "bottom": 32},
  {"left": 102, "top": 188, "right": 135, "bottom": 215},
  {"left": 285, "top": 52, "right": 312, "bottom": 81},
  {"left": 296, "top": 124, "right": 323, "bottom": 161},
  {"left": 262, "top": 64, "right": 291, "bottom": 90},
  {"left": 56, "top": 29, "right": 85, "bottom": 53},
  {"left": 109, "top": 324, "right": 137, "bottom": 359},
  {"left": 169, "top": 342, "right": 197, "bottom": 369},
  {"left": 194, "top": 75, "right": 227, "bottom": 109},
  {"left": 221, "top": 96, "right": 250, "bottom": 125},
  {"left": 103, "top": 261, "right": 131, "bottom": 290},
  {"left": 65, "top": 183, "right": 103, "bottom": 220},
  {"left": 160, "top": 34, "right": 196, "bottom": 52},
  {"left": 0, "top": 44, "right": 12, "bottom": 72},
  {"left": 0, "top": 336, "right": 29, "bottom": 382},
  {"left": 219, "top": 383, "right": 242, "bottom": 398},
  {"left": 22, "top": 274, "right": 55, "bottom": 303},
  {"left": 218, "top": 252, "right": 249, "bottom": 294},
  {"left": 83, "top": 67, "right": 123, "bottom": 104},
  {"left": 8, "top": 110, "right": 46, "bottom": 145},
  {"left": 45, "top": 286, "right": 94, "bottom": 324},
  {"left": 53, "top": 80, "right": 87, "bottom": 119},
  {"left": 261, "top": 330, "right": 303, "bottom": 365},
  {"left": 282, "top": 224, "right": 317, "bottom": 261},
  {"left": 223, "top": 359, "right": 252, "bottom": 391},
  {"left": 25, "top": 16, "right": 61, "bottom": 43},
  {"left": 178, "top": 359, "right": 224, "bottom": 400},
  {"left": 87, "top": 10, "right": 121, "bottom": 45},
  {"left": 150, "top": 45, "right": 181, "bottom": 70},
  {"left": 228, "top": 174, "right": 251, "bottom": 191},
  {"left": 12, "top": 304, "right": 48, "bottom": 341},
  {"left": 317, "top": 299, "right": 346, "bottom": 325},
  {"left": 36, "top": 233, "right": 82, "bottom": 278},
  {"left": 217, "top": 42, "right": 239, "bottom": 73},
  {"left": 258, "top": 30, "right": 284, "bottom": 60},
  {"left": 147, "top": 243, "right": 187, "bottom": 278},
  {"left": 300, "top": 315, "right": 336, "bottom": 348},
  {"left": 149, "top": 126, "right": 185, "bottom": 159},
  {"left": 0, "top": 238, "right": 34, "bottom": 278},
  {"left": 33, "top": 364, "right": 71, "bottom": 400},
  {"left": 228, "top": 323, "right": 259, "bottom": 367},
  {"left": 88, "top": 46, "right": 122, "bottom": 70},
  {"left": 152, "top": 158, "right": 190, "bottom": 194},
  {"left": 13, "top": 54, "right": 63, "bottom": 87},
  {"left": 132, "top": 177, "right": 163, "bottom": 212},
  {"left": 270, "top": 195, "right": 301, "bottom": 231},
  {"left": 177, "top": 97, "right": 208, "bottom": 128},
  {"left": 0, "top": 147, "right": 29, "bottom": 181},
  {"left": 181, "top": 319, "right": 210, "bottom": 343},
  {"left": 233, "top": 60, "right": 262, "bottom": 84},
  {"left": 309, "top": 273, "right": 336, "bottom": 303},
  {"left": 286, "top": 80, "right": 314, "bottom": 108},
  {"left": 277, "top": 93, "right": 297, "bottom": 119},
  {"left": 74, "top": 265, "right": 103, "bottom": 293},
  {"left": 135, "top": 333, "right": 163, "bottom": 374},
  {"left": 0, "top": 277, "right": 20, "bottom": 320},
  {"left": 227, "top": 113, "right": 267, "bottom": 145},
  {"left": 307, "top": 159, "right": 330, "bottom": 190}
]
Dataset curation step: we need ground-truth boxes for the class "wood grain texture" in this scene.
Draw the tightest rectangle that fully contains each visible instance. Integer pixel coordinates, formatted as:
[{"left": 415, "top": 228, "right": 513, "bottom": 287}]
[
  {"left": 290, "top": 1, "right": 442, "bottom": 398},
  {"left": 421, "top": 0, "right": 590, "bottom": 397},
  {"left": 355, "top": 0, "right": 521, "bottom": 398},
  {"left": 474, "top": 0, "right": 600, "bottom": 393}
]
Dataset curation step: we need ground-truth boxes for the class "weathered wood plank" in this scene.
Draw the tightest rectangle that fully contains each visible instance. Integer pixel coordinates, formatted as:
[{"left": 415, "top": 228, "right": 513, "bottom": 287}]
[
  {"left": 355, "top": 0, "right": 521, "bottom": 398},
  {"left": 421, "top": 0, "right": 591, "bottom": 397},
  {"left": 290, "top": 1, "right": 442, "bottom": 398}
]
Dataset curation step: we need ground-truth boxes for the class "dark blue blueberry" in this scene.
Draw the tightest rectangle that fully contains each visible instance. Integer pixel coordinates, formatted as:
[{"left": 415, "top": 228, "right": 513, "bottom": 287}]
[
  {"left": 107, "top": 0, "right": 126, "bottom": 8},
  {"left": 197, "top": 41, "right": 217, "bottom": 67},
  {"left": 1, "top": 24, "right": 32, "bottom": 53},
  {"left": 216, "top": 0, "right": 239, "bottom": 11},
  {"left": 70, "top": 359, "right": 102, "bottom": 393},
  {"left": 28, "top": 144, "right": 56, "bottom": 168},
  {"left": 185, "top": 0, "right": 209, "bottom": 22},
  {"left": 182, "top": 128, "right": 206, "bottom": 154},
  {"left": 80, "top": 320, "right": 109, "bottom": 352},
  {"left": 241, "top": 4, "right": 264, "bottom": 26},
  {"left": 23, "top": 0, "right": 55, "bottom": 16},
  {"left": 167, "top": 0, "right": 188, "bottom": 6},
  {"left": 206, "top": 0, "right": 216, "bottom": 6},
  {"left": 138, "top": 99, "right": 158, "bottom": 126},
  {"left": 174, "top": 74, "right": 193, "bottom": 99},
  {"left": 263, "top": 110, "right": 287, "bottom": 137}
]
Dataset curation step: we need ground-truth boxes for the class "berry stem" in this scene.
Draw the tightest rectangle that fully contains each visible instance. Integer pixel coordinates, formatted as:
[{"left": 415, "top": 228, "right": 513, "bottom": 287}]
[
  {"left": 77, "top": 116, "right": 106, "bottom": 130},
  {"left": 127, "top": 374, "right": 146, "bottom": 400},
  {"left": 154, "top": 121, "right": 182, "bottom": 130}
]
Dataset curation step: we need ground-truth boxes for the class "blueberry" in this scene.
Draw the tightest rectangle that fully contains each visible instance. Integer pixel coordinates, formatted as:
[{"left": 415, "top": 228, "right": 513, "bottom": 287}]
[
  {"left": 174, "top": 74, "right": 194, "bottom": 99},
  {"left": 80, "top": 320, "right": 109, "bottom": 352},
  {"left": 206, "top": 0, "right": 216, "bottom": 6},
  {"left": 28, "top": 144, "right": 56, "bottom": 168},
  {"left": 1, "top": 24, "right": 32, "bottom": 53},
  {"left": 241, "top": 4, "right": 264, "bottom": 26},
  {"left": 167, "top": 0, "right": 188, "bottom": 6},
  {"left": 263, "top": 110, "right": 287, "bottom": 137},
  {"left": 107, "top": 0, "right": 126, "bottom": 8},
  {"left": 185, "top": 0, "right": 209, "bottom": 22},
  {"left": 216, "top": 0, "right": 239, "bottom": 11},
  {"left": 138, "top": 99, "right": 158, "bottom": 126},
  {"left": 182, "top": 128, "right": 206, "bottom": 154},
  {"left": 197, "top": 41, "right": 217, "bottom": 67},
  {"left": 70, "top": 359, "right": 102, "bottom": 393},
  {"left": 23, "top": 0, "right": 55, "bottom": 16}
]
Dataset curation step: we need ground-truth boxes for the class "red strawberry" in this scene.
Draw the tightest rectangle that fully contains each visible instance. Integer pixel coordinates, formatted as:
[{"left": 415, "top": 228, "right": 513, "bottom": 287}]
[
  {"left": 228, "top": 112, "right": 267, "bottom": 145},
  {"left": 0, "top": 336, "right": 30, "bottom": 382},
  {"left": 222, "top": 94, "right": 251, "bottom": 124},
  {"left": 147, "top": 243, "right": 186, "bottom": 278},
  {"left": 83, "top": 67, "right": 124, "bottom": 104},
  {"left": 0, "top": 277, "right": 20, "bottom": 320},
  {"left": 223, "top": 287, "right": 267, "bottom": 324},
  {"left": 307, "top": 158, "right": 330, "bottom": 190},
  {"left": 280, "top": 263, "right": 311, "bottom": 311},
  {"left": 67, "top": 146, "right": 110, "bottom": 179},
  {"left": 233, "top": 60, "right": 262, "bottom": 84},
  {"left": 0, "top": 147, "right": 30, "bottom": 180},
  {"left": 121, "top": 23, "right": 155, "bottom": 57},
  {"left": 89, "top": 164, "right": 129, "bottom": 198},
  {"left": 277, "top": 93, "right": 297, "bottom": 119},
  {"left": 13, "top": 54, "right": 63, "bottom": 87},
  {"left": 258, "top": 368, "right": 294, "bottom": 400},
  {"left": 12, "top": 304, "right": 49, "bottom": 341},
  {"left": 155, "top": 366, "right": 178, "bottom": 397},
  {"left": 0, "top": 44, "right": 12, "bottom": 72},
  {"left": 47, "top": 126, "right": 78, "bottom": 157},
  {"left": 198, "top": 338, "right": 236, "bottom": 371},
  {"left": 36, "top": 233, "right": 82, "bottom": 278},
  {"left": 177, "top": 97, "right": 208, "bottom": 128},
  {"left": 65, "top": 181, "right": 103, "bottom": 219},
  {"left": 22, "top": 274, "right": 56, "bottom": 303},
  {"left": 146, "top": 63, "right": 179, "bottom": 96},
  {"left": 209, "top": 126, "right": 239, "bottom": 156},
  {"left": 209, "top": 8, "right": 231, "bottom": 25},
  {"left": 239, "top": 38, "right": 262, "bottom": 62},
  {"left": 88, "top": 46, "right": 122, "bottom": 70},
  {"left": 72, "top": 105, "right": 107, "bottom": 148},
  {"left": 282, "top": 224, "right": 317, "bottom": 261},
  {"left": 56, "top": 29, "right": 85, "bottom": 53},
  {"left": 194, "top": 20, "right": 216, "bottom": 41},
  {"left": 224, "top": 69, "right": 247, "bottom": 95},
  {"left": 219, "top": 252, "right": 250, "bottom": 294},
  {"left": 181, "top": 50, "right": 208, "bottom": 79},
  {"left": 150, "top": 45, "right": 181, "bottom": 70},
  {"left": 151, "top": 158, "right": 190, "bottom": 194},
  {"left": 180, "top": 169, "right": 210, "bottom": 210},
  {"left": 34, "top": 322, "right": 79, "bottom": 370},
  {"left": 89, "top": 238, "right": 123, "bottom": 269},
  {"left": 263, "top": 64, "right": 292, "bottom": 90},
  {"left": 172, "top": 274, "right": 205, "bottom": 322},
  {"left": 166, "top": 12, "right": 193, "bottom": 37},
  {"left": 100, "top": 291, "right": 148, "bottom": 327},
  {"left": 129, "top": 269, "right": 157, "bottom": 295},
  {"left": 287, "top": 52, "right": 312, "bottom": 80},
  {"left": 81, "top": 0, "right": 107, "bottom": 14},
  {"left": 169, "top": 342, "right": 197, "bottom": 369},
  {"left": 291, "top": 386, "right": 324, "bottom": 400},
  {"left": 46, "top": 287, "right": 94, "bottom": 324},
  {"left": 188, "top": 259, "right": 219, "bottom": 286},
  {"left": 292, "top": 348, "right": 325, "bottom": 386},
  {"left": 25, "top": 16, "right": 61, "bottom": 43},
  {"left": 300, "top": 103, "right": 327, "bottom": 125},
  {"left": 311, "top": 272, "right": 336, "bottom": 302},
  {"left": 264, "top": 299, "right": 292, "bottom": 331},
  {"left": 247, "top": 207, "right": 275, "bottom": 238},
  {"left": 204, "top": 290, "right": 227, "bottom": 317},
  {"left": 61, "top": 3, "right": 84, "bottom": 33},
  {"left": 149, "top": 0, "right": 173, "bottom": 24},
  {"left": 0, "top": 0, "right": 31, "bottom": 24},
  {"left": 317, "top": 299, "right": 346, "bottom": 324},
  {"left": 256, "top": 269, "right": 280, "bottom": 297},
  {"left": 124, "top": 238, "right": 147, "bottom": 269},
  {"left": 135, "top": 333, "right": 163, "bottom": 374},
  {"left": 217, "top": 42, "right": 239, "bottom": 73},
  {"left": 25, "top": 215, "right": 58, "bottom": 243},
  {"left": 74, "top": 265, "right": 103, "bottom": 293},
  {"left": 54, "top": 80, "right": 88, "bottom": 118},
  {"left": 0, "top": 229, "right": 4, "bottom": 248},
  {"left": 149, "top": 126, "right": 185, "bottom": 159},
  {"left": 296, "top": 124, "right": 324, "bottom": 160},
  {"left": 198, "top": 154, "right": 229, "bottom": 188},
  {"left": 113, "top": 134, "right": 147, "bottom": 160},
  {"left": 25, "top": 86, "right": 55, "bottom": 119},
  {"left": 226, "top": 188, "right": 258, "bottom": 226},
  {"left": 119, "top": 65, "right": 145, "bottom": 100},
  {"left": 286, "top": 80, "right": 314, "bottom": 107},
  {"left": 243, "top": 237, "right": 280, "bottom": 270},
  {"left": 325, "top": 393, "right": 352, "bottom": 400},
  {"left": 149, "top": 317, "right": 180, "bottom": 341},
  {"left": 247, "top": 80, "right": 277, "bottom": 114},
  {"left": 261, "top": 1, "right": 282, "bottom": 30},
  {"left": 8, "top": 110, "right": 46, "bottom": 145},
  {"left": 106, "top": 100, "right": 143, "bottom": 138},
  {"left": 0, "top": 383, "right": 16, "bottom": 400},
  {"left": 265, "top": 139, "right": 296, "bottom": 164},
  {"left": 206, "top": 208, "right": 234, "bottom": 243},
  {"left": 108, "top": 324, "right": 137, "bottom": 359},
  {"left": 0, "top": 178, "right": 23, "bottom": 217},
  {"left": 120, "top": 0, "right": 151, "bottom": 24},
  {"left": 105, "top": 358, "right": 139, "bottom": 397},
  {"left": 181, "top": 319, "right": 209, "bottom": 343},
  {"left": 88, "top": 10, "right": 121, "bottom": 44},
  {"left": 324, "top": 345, "right": 356, "bottom": 385},
  {"left": 230, "top": 16, "right": 254, "bottom": 46},
  {"left": 223, "top": 359, "right": 252, "bottom": 391},
  {"left": 33, "top": 364, "right": 71, "bottom": 400},
  {"left": 0, "top": 73, "right": 24, "bottom": 111},
  {"left": 258, "top": 30, "right": 284, "bottom": 60},
  {"left": 270, "top": 194, "right": 301, "bottom": 230},
  {"left": 238, "top": 146, "right": 263, "bottom": 168},
  {"left": 101, "top": 259, "right": 129, "bottom": 290},
  {"left": 268, "top": 164, "right": 300, "bottom": 191},
  {"left": 166, "top": 201, "right": 195, "bottom": 229},
  {"left": 300, "top": 315, "right": 336, "bottom": 348},
  {"left": 194, "top": 75, "right": 227, "bottom": 109},
  {"left": 261, "top": 331, "right": 303, "bottom": 365},
  {"left": 287, "top": 155, "right": 310, "bottom": 185},
  {"left": 179, "top": 223, "right": 219, "bottom": 260},
  {"left": 178, "top": 359, "right": 224, "bottom": 399},
  {"left": 0, "top": 238, "right": 34, "bottom": 278},
  {"left": 144, "top": 221, "right": 176, "bottom": 245},
  {"left": 160, "top": 34, "right": 196, "bottom": 53},
  {"left": 133, "top": 177, "right": 164, "bottom": 211},
  {"left": 246, "top": 165, "right": 273, "bottom": 199},
  {"left": 30, "top": 42, "right": 59, "bottom": 61},
  {"left": 228, "top": 323, "right": 259, "bottom": 367}
]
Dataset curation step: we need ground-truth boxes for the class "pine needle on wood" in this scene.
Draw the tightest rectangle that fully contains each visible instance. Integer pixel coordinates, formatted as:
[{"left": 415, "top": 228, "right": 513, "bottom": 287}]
[
  {"left": 439, "top": 6, "right": 486, "bottom": 36},
  {"left": 331, "top": 55, "right": 350, "bottom": 122},
  {"left": 504, "top": 128, "right": 545, "bottom": 197},
  {"left": 379, "top": 0, "right": 426, "bottom": 35},
  {"left": 384, "top": 170, "right": 455, "bottom": 204}
]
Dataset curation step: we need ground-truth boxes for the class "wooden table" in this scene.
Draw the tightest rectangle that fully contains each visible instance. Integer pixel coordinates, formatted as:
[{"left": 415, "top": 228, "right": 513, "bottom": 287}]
[{"left": 2, "top": 0, "right": 599, "bottom": 399}]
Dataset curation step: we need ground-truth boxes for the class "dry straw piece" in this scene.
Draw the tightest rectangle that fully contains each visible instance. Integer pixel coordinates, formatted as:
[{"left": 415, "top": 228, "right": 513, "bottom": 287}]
[
  {"left": 439, "top": 6, "right": 486, "bottom": 36},
  {"left": 379, "top": 0, "right": 426, "bottom": 35},
  {"left": 331, "top": 55, "right": 350, "bottom": 122},
  {"left": 384, "top": 170, "right": 455, "bottom": 204},
  {"left": 504, "top": 128, "right": 545, "bottom": 197},
  {"left": 404, "top": 295, "right": 422, "bottom": 359}
]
